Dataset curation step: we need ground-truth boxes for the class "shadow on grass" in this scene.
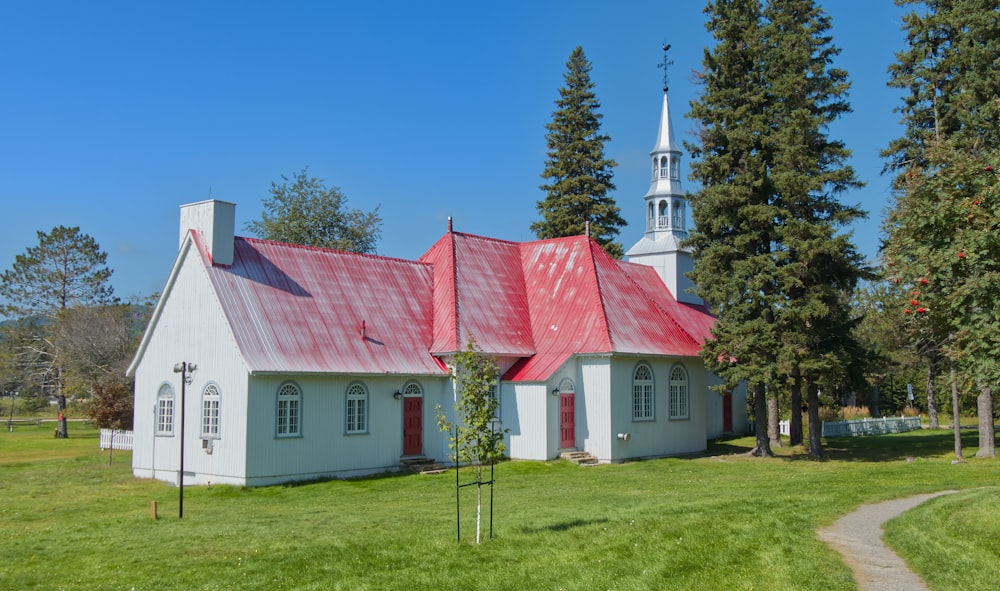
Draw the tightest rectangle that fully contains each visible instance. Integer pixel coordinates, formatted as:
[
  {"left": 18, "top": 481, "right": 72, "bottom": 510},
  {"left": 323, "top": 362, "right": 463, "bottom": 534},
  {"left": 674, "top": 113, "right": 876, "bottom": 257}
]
[
  {"left": 705, "top": 429, "right": 982, "bottom": 463},
  {"left": 517, "top": 517, "right": 610, "bottom": 533}
]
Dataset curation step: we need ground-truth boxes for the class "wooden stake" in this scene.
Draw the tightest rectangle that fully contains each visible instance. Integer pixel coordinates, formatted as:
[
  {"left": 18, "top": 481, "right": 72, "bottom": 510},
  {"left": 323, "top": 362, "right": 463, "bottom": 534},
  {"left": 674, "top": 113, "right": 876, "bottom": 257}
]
[{"left": 150, "top": 501, "right": 158, "bottom": 521}]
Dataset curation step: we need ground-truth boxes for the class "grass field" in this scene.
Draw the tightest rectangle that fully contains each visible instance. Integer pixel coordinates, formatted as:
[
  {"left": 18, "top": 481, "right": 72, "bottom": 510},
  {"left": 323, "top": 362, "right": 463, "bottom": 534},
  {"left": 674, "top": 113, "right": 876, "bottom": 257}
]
[{"left": 1, "top": 422, "right": 997, "bottom": 591}]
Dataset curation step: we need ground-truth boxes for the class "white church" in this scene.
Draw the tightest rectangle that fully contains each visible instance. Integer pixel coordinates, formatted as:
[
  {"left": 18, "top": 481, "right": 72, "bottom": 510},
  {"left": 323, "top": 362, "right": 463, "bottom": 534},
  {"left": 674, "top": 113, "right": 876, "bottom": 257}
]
[{"left": 126, "top": 78, "right": 747, "bottom": 486}]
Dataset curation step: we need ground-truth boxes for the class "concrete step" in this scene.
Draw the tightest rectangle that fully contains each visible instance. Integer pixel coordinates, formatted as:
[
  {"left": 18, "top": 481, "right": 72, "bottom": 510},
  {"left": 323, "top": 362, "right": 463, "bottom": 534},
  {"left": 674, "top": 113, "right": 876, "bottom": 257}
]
[
  {"left": 560, "top": 450, "right": 599, "bottom": 466},
  {"left": 400, "top": 457, "right": 447, "bottom": 474}
]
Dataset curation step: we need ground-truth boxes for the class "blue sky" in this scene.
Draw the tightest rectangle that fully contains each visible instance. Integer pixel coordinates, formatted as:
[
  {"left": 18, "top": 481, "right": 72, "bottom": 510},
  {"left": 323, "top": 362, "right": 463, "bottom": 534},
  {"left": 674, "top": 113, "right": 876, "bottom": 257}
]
[{"left": 0, "top": 1, "right": 907, "bottom": 301}]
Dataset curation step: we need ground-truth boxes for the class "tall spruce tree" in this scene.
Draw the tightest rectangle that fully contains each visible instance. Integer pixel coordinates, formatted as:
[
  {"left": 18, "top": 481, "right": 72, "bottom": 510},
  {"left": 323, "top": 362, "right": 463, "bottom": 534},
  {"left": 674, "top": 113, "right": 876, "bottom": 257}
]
[
  {"left": 533, "top": 46, "right": 626, "bottom": 258},
  {"left": 686, "top": 0, "right": 866, "bottom": 457},
  {"left": 882, "top": 0, "right": 1000, "bottom": 457}
]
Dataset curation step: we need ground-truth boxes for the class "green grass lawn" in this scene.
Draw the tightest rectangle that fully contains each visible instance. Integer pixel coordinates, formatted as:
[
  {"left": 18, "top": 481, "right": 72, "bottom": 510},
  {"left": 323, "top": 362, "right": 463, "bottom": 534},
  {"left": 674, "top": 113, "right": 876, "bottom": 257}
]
[{"left": 1, "top": 424, "right": 997, "bottom": 591}]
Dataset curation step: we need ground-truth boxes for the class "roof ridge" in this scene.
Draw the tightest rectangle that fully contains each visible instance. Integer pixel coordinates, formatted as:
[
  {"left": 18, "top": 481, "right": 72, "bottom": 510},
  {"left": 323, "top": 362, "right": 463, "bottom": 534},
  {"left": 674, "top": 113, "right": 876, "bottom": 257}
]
[
  {"left": 237, "top": 236, "right": 428, "bottom": 267},
  {"left": 585, "top": 239, "right": 616, "bottom": 350}
]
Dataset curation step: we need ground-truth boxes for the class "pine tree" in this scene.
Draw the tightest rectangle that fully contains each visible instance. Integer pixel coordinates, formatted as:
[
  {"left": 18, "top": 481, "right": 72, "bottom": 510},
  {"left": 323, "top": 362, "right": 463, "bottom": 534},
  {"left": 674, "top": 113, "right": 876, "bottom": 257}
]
[
  {"left": 686, "top": 0, "right": 866, "bottom": 457},
  {"left": 882, "top": 0, "right": 1000, "bottom": 457},
  {"left": 533, "top": 47, "right": 625, "bottom": 258},
  {"left": 0, "top": 226, "right": 117, "bottom": 438}
]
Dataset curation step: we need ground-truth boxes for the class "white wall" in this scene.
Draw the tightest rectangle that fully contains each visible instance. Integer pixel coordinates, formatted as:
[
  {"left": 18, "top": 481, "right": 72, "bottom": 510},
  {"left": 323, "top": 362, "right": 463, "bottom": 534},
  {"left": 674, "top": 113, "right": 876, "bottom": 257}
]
[
  {"left": 607, "top": 356, "right": 708, "bottom": 462},
  {"left": 505, "top": 382, "right": 549, "bottom": 460},
  {"left": 132, "top": 246, "right": 250, "bottom": 486},
  {"left": 243, "top": 374, "right": 451, "bottom": 485},
  {"left": 579, "top": 356, "right": 613, "bottom": 461}
]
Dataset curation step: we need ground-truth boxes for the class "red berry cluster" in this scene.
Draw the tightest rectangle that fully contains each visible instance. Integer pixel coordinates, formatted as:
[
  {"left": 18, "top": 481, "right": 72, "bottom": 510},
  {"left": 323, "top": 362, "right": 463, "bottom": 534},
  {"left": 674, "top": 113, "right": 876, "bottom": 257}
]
[{"left": 904, "top": 289, "right": 928, "bottom": 316}]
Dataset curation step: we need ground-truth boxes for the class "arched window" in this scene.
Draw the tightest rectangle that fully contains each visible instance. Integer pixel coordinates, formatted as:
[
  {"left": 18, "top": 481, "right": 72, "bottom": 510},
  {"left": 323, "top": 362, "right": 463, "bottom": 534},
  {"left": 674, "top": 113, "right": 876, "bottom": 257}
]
[
  {"left": 156, "top": 384, "right": 175, "bottom": 436},
  {"left": 632, "top": 363, "right": 654, "bottom": 421},
  {"left": 672, "top": 200, "right": 684, "bottom": 230},
  {"left": 403, "top": 382, "right": 422, "bottom": 397},
  {"left": 658, "top": 200, "right": 668, "bottom": 229},
  {"left": 346, "top": 382, "right": 368, "bottom": 434},
  {"left": 669, "top": 365, "right": 689, "bottom": 420},
  {"left": 659, "top": 155, "right": 669, "bottom": 178},
  {"left": 669, "top": 155, "right": 680, "bottom": 180},
  {"left": 201, "top": 383, "right": 221, "bottom": 439},
  {"left": 647, "top": 202, "right": 654, "bottom": 229},
  {"left": 276, "top": 382, "right": 301, "bottom": 437}
]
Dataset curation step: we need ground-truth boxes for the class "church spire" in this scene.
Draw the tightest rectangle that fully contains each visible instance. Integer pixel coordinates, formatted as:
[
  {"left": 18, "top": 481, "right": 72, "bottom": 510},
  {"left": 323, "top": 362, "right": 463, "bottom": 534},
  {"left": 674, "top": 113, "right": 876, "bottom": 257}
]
[
  {"left": 626, "top": 43, "right": 699, "bottom": 305},
  {"left": 645, "top": 43, "right": 685, "bottom": 237}
]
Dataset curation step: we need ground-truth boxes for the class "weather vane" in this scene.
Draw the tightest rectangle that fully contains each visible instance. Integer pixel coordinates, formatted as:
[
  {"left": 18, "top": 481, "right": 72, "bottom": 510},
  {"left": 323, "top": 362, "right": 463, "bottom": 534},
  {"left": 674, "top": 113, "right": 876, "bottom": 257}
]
[{"left": 659, "top": 43, "right": 673, "bottom": 92}]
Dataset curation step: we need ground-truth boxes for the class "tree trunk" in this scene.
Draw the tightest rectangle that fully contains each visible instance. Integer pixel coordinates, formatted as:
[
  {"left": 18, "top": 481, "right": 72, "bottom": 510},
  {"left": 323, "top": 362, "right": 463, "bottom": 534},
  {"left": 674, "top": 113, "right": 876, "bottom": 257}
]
[
  {"left": 789, "top": 368, "right": 803, "bottom": 446},
  {"left": 767, "top": 395, "right": 782, "bottom": 448},
  {"left": 807, "top": 380, "right": 823, "bottom": 459},
  {"left": 475, "top": 466, "right": 483, "bottom": 544},
  {"left": 951, "top": 367, "right": 963, "bottom": 461},
  {"left": 975, "top": 386, "right": 995, "bottom": 459},
  {"left": 749, "top": 383, "right": 774, "bottom": 457},
  {"left": 926, "top": 357, "right": 939, "bottom": 429}
]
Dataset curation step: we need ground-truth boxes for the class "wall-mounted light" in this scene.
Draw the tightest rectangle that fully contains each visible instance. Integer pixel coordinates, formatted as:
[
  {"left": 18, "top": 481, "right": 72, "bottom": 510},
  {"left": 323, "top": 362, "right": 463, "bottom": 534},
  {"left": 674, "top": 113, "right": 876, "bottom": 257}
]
[
  {"left": 393, "top": 390, "right": 402, "bottom": 400},
  {"left": 551, "top": 388, "right": 560, "bottom": 397}
]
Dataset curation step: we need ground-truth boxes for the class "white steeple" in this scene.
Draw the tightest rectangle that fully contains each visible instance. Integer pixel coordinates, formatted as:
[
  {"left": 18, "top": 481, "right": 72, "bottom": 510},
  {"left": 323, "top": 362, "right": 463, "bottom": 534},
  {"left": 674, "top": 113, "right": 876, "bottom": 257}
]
[{"left": 626, "top": 44, "right": 699, "bottom": 305}]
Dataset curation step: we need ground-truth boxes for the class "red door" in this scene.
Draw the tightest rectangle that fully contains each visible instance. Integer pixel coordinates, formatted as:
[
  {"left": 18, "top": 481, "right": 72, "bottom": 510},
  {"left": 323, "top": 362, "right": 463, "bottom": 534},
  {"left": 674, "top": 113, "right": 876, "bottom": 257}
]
[
  {"left": 723, "top": 392, "right": 733, "bottom": 433},
  {"left": 560, "top": 393, "right": 575, "bottom": 449},
  {"left": 403, "top": 396, "right": 422, "bottom": 456}
]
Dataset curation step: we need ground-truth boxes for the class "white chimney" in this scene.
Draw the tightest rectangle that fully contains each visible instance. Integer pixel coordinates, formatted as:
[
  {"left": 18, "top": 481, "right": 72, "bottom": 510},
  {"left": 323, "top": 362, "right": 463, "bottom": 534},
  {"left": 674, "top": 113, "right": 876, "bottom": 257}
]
[{"left": 179, "top": 200, "right": 235, "bottom": 266}]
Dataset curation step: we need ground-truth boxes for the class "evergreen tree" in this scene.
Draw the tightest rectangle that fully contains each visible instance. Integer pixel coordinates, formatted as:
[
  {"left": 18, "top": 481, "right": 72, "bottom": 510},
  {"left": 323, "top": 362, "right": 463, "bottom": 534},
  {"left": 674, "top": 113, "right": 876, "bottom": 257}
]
[
  {"left": 0, "top": 226, "right": 114, "bottom": 319},
  {"left": 882, "top": 0, "right": 1000, "bottom": 457},
  {"left": 246, "top": 167, "right": 382, "bottom": 254},
  {"left": 685, "top": 0, "right": 866, "bottom": 457},
  {"left": 0, "top": 226, "right": 116, "bottom": 438},
  {"left": 533, "top": 46, "right": 625, "bottom": 258}
]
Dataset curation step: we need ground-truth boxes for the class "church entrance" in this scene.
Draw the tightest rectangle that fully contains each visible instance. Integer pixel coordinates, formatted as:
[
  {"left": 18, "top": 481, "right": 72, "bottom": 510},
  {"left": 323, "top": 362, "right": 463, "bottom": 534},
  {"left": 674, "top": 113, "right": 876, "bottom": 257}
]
[
  {"left": 403, "top": 395, "right": 423, "bottom": 456},
  {"left": 560, "top": 393, "right": 575, "bottom": 449}
]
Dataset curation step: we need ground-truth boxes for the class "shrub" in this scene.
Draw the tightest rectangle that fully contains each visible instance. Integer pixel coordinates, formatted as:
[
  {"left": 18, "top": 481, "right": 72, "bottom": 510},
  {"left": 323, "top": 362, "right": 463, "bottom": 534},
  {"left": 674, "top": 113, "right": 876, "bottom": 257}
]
[{"left": 842, "top": 406, "right": 872, "bottom": 420}]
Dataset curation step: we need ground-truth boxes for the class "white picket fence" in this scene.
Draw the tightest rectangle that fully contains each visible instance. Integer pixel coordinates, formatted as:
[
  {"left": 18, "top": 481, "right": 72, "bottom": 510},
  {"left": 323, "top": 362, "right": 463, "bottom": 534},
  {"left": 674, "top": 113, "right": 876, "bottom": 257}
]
[
  {"left": 100, "top": 428, "right": 134, "bottom": 451},
  {"left": 765, "top": 416, "right": 922, "bottom": 438},
  {"left": 820, "top": 416, "right": 921, "bottom": 438}
]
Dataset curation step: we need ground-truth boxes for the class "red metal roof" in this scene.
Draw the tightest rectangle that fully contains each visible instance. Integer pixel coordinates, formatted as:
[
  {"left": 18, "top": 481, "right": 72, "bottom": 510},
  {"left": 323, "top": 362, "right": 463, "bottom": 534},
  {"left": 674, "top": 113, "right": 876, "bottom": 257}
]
[
  {"left": 194, "top": 233, "right": 447, "bottom": 376},
  {"left": 190, "top": 228, "right": 714, "bottom": 382},
  {"left": 504, "top": 237, "right": 709, "bottom": 381},
  {"left": 420, "top": 232, "right": 534, "bottom": 357}
]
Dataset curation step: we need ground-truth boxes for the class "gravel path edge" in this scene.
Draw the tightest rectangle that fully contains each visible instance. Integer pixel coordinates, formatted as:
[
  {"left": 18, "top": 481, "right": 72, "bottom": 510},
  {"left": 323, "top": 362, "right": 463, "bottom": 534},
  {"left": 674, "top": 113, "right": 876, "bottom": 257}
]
[{"left": 817, "top": 490, "right": 958, "bottom": 591}]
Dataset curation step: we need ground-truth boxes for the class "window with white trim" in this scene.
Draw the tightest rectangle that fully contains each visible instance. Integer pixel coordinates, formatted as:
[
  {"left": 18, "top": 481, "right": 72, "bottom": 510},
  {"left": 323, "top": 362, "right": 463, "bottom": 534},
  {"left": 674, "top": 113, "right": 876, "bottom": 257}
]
[
  {"left": 276, "top": 382, "right": 301, "bottom": 437},
  {"left": 346, "top": 382, "right": 368, "bottom": 434},
  {"left": 633, "top": 363, "right": 654, "bottom": 421},
  {"left": 403, "top": 382, "right": 422, "bottom": 397},
  {"left": 201, "top": 383, "right": 221, "bottom": 438},
  {"left": 669, "top": 365, "right": 690, "bottom": 420},
  {"left": 156, "top": 384, "right": 174, "bottom": 436}
]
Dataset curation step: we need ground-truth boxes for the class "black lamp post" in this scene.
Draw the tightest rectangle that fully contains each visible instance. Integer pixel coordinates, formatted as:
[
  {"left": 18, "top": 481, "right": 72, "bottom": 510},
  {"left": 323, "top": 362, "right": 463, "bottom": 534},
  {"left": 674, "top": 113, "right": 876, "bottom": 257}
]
[{"left": 172, "top": 362, "right": 197, "bottom": 518}]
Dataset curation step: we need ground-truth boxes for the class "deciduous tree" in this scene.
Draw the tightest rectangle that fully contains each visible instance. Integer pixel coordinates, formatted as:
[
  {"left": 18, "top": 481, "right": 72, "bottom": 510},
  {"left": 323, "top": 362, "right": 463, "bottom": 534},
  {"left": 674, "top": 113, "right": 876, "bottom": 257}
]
[
  {"left": 436, "top": 341, "right": 506, "bottom": 544},
  {"left": 882, "top": 0, "right": 1000, "bottom": 457},
  {"left": 533, "top": 46, "right": 625, "bottom": 258},
  {"left": 246, "top": 167, "right": 382, "bottom": 254}
]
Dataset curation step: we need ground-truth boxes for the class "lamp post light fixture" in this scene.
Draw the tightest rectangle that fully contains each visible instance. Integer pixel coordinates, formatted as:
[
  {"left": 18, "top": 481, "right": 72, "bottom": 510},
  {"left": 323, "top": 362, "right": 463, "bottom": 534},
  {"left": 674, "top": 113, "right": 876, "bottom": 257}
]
[{"left": 172, "top": 361, "right": 197, "bottom": 518}]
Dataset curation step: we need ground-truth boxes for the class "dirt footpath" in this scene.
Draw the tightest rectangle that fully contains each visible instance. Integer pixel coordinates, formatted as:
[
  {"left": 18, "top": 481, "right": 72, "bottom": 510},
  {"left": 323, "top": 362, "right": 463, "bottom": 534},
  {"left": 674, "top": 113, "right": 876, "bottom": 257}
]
[{"left": 817, "top": 491, "right": 956, "bottom": 591}]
